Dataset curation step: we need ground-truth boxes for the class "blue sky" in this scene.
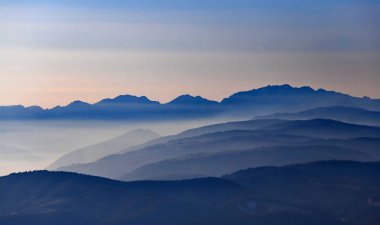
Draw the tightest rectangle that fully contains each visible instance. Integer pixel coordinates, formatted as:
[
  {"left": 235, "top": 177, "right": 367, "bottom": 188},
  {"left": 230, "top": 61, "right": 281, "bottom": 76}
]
[{"left": 0, "top": 0, "right": 379, "bottom": 107}]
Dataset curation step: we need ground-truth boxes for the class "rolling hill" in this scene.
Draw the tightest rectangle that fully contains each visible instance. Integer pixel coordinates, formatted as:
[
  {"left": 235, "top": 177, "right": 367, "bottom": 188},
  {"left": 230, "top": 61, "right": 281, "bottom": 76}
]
[
  {"left": 47, "top": 129, "right": 160, "bottom": 170},
  {"left": 257, "top": 106, "right": 380, "bottom": 126},
  {"left": 121, "top": 145, "right": 373, "bottom": 181},
  {"left": 57, "top": 119, "right": 380, "bottom": 179},
  {"left": 2, "top": 161, "right": 380, "bottom": 225}
]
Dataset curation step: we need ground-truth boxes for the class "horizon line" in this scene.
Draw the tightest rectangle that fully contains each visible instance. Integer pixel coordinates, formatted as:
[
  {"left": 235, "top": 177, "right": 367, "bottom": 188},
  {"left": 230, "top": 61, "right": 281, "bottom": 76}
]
[{"left": 1, "top": 84, "right": 378, "bottom": 110}]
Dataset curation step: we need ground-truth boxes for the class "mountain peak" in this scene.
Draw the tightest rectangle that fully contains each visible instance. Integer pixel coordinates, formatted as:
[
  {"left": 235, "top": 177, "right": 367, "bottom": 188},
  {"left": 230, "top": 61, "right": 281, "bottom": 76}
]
[
  {"left": 67, "top": 100, "right": 91, "bottom": 107},
  {"left": 168, "top": 95, "right": 218, "bottom": 105},
  {"left": 96, "top": 94, "right": 159, "bottom": 105},
  {"left": 0, "top": 105, "right": 25, "bottom": 110},
  {"left": 1, "top": 84, "right": 380, "bottom": 120},
  {"left": 221, "top": 84, "right": 344, "bottom": 105},
  {"left": 254, "top": 84, "right": 316, "bottom": 94}
]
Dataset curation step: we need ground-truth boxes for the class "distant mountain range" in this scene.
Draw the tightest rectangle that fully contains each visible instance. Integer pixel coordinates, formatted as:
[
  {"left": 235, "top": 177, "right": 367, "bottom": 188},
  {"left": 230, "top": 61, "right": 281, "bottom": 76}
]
[
  {"left": 257, "top": 106, "right": 380, "bottom": 126},
  {"left": 122, "top": 145, "right": 372, "bottom": 181},
  {"left": 4, "top": 85, "right": 380, "bottom": 225},
  {"left": 55, "top": 118, "right": 380, "bottom": 179},
  {"left": 1, "top": 84, "right": 380, "bottom": 120},
  {"left": 47, "top": 129, "right": 160, "bottom": 170},
  {"left": 2, "top": 161, "right": 380, "bottom": 225}
]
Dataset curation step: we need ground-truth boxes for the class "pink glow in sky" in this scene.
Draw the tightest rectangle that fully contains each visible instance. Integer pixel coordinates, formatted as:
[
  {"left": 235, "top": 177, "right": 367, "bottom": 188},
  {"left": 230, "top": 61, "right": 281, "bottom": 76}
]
[{"left": 1, "top": 1, "right": 379, "bottom": 108}]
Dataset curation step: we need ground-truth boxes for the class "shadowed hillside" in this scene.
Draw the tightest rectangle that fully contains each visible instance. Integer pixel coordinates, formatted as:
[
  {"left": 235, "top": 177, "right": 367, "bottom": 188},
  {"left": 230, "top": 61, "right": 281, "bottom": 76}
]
[
  {"left": 257, "top": 106, "right": 380, "bottom": 126},
  {"left": 57, "top": 119, "right": 380, "bottom": 179},
  {"left": 1, "top": 161, "right": 380, "bottom": 225},
  {"left": 121, "top": 145, "right": 372, "bottom": 181}
]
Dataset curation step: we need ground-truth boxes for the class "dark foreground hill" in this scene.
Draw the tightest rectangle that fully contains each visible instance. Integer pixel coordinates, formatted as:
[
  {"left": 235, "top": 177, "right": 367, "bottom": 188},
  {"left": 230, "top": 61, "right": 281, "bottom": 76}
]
[{"left": 1, "top": 161, "right": 380, "bottom": 225}]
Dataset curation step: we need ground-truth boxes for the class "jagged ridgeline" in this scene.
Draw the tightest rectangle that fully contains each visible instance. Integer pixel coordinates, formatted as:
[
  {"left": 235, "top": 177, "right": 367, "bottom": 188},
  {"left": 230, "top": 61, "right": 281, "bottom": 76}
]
[{"left": 1, "top": 85, "right": 380, "bottom": 120}]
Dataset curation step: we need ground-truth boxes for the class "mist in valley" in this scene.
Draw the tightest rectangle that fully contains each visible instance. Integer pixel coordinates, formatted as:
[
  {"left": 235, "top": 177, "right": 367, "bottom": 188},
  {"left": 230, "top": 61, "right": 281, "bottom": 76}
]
[{"left": 0, "top": 117, "right": 231, "bottom": 176}]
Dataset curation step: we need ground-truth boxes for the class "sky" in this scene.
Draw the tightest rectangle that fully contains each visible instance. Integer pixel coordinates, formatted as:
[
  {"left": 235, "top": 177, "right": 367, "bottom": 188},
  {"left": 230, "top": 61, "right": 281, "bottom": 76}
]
[{"left": 0, "top": 0, "right": 379, "bottom": 108}]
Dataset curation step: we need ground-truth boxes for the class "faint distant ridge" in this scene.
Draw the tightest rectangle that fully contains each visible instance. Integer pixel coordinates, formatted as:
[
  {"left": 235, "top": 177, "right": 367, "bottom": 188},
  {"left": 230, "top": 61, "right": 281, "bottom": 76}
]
[
  {"left": 1, "top": 84, "right": 379, "bottom": 120},
  {"left": 47, "top": 128, "right": 161, "bottom": 170},
  {"left": 58, "top": 118, "right": 380, "bottom": 179},
  {"left": 256, "top": 106, "right": 380, "bottom": 126}
]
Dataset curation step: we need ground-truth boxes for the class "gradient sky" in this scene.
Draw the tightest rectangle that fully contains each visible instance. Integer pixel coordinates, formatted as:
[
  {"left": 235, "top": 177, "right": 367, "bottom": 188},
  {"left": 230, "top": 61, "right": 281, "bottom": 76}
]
[{"left": 1, "top": 0, "right": 379, "bottom": 108}]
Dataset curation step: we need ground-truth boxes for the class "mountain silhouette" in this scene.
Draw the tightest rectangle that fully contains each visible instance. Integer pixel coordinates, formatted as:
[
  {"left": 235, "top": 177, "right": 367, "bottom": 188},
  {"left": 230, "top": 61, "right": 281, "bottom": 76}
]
[
  {"left": 257, "top": 106, "right": 380, "bottom": 125},
  {"left": 48, "top": 129, "right": 161, "bottom": 170},
  {"left": 1, "top": 85, "right": 379, "bottom": 120},
  {"left": 121, "top": 145, "right": 372, "bottom": 181},
  {"left": 168, "top": 94, "right": 219, "bottom": 106},
  {"left": 96, "top": 95, "right": 160, "bottom": 106},
  {"left": 2, "top": 161, "right": 380, "bottom": 225},
  {"left": 56, "top": 118, "right": 380, "bottom": 179},
  {"left": 221, "top": 85, "right": 380, "bottom": 116}
]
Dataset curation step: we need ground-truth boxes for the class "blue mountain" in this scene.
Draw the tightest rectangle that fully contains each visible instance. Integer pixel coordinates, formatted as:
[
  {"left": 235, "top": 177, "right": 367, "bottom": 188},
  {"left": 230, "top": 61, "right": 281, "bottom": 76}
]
[
  {"left": 96, "top": 94, "right": 160, "bottom": 106},
  {"left": 0, "top": 85, "right": 379, "bottom": 120},
  {"left": 167, "top": 94, "right": 218, "bottom": 106},
  {"left": 1, "top": 161, "right": 380, "bottom": 225},
  {"left": 257, "top": 106, "right": 380, "bottom": 125},
  {"left": 221, "top": 84, "right": 380, "bottom": 115},
  {"left": 57, "top": 118, "right": 380, "bottom": 178}
]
